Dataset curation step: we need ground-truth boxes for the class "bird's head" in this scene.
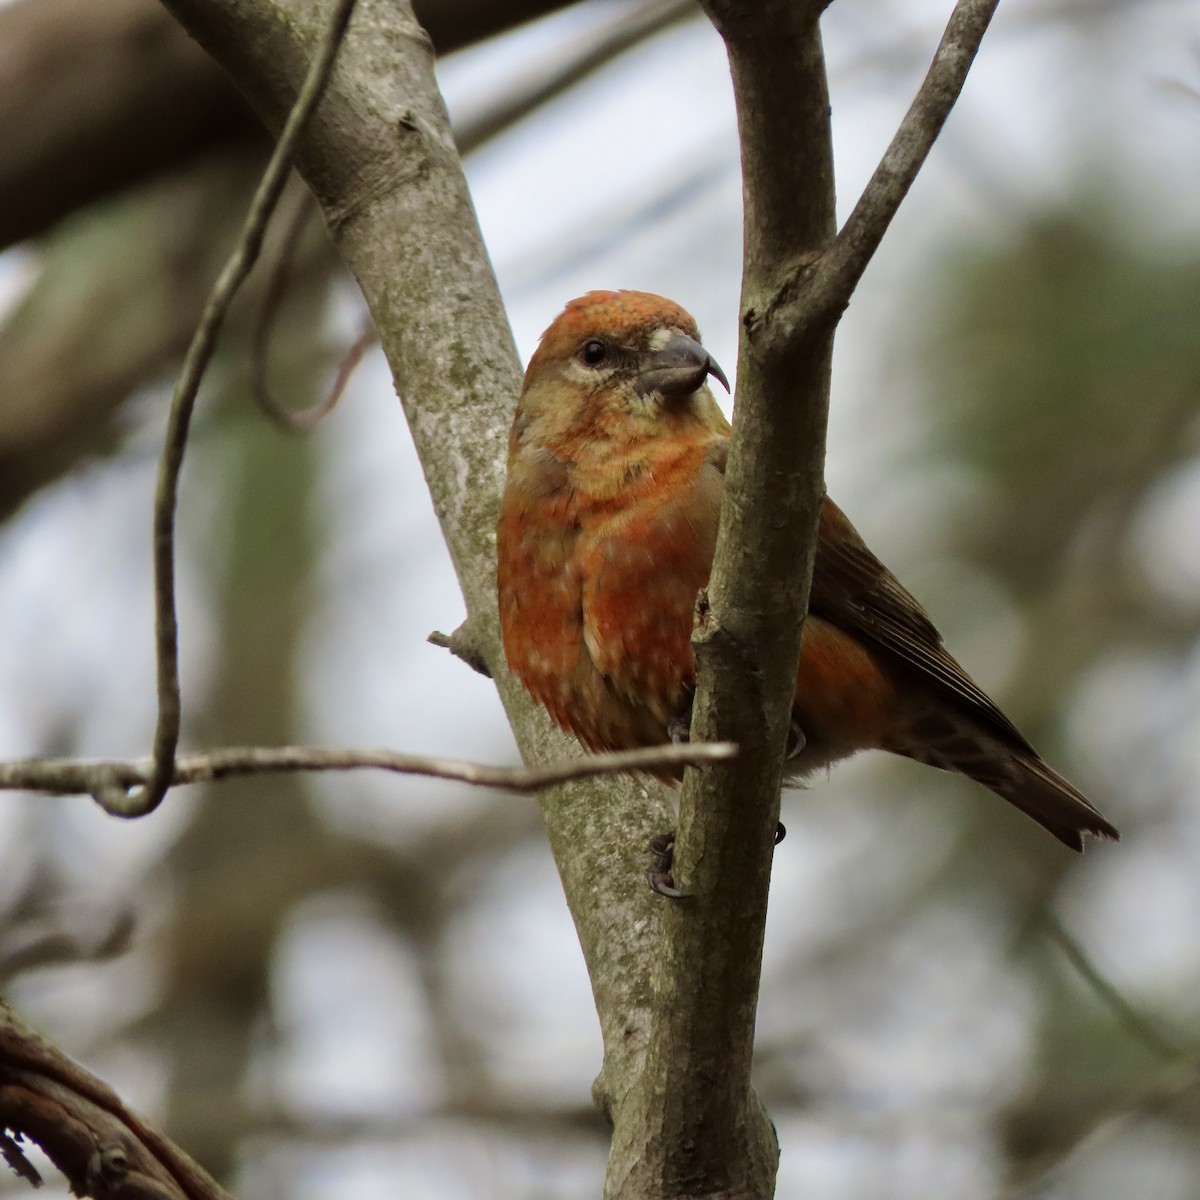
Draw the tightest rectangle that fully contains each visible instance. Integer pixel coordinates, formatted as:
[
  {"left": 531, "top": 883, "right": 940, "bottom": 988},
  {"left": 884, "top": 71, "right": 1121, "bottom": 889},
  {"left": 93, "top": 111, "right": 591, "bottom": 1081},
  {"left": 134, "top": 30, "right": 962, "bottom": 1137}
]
[{"left": 511, "top": 290, "right": 730, "bottom": 460}]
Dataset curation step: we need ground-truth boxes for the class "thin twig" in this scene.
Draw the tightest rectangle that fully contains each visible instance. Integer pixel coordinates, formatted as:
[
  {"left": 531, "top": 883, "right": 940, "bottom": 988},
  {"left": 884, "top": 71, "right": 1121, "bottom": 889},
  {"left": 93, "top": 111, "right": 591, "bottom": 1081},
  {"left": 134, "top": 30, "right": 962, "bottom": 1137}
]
[
  {"left": 1008, "top": 860, "right": 1188, "bottom": 1066},
  {"left": 0, "top": 741, "right": 738, "bottom": 813},
  {"left": 1043, "top": 912, "right": 1186, "bottom": 1063},
  {"left": 250, "top": 186, "right": 377, "bottom": 432},
  {"left": 322, "top": 320, "right": 378, "bottom": 411},
  {"left": 127, "top": 0, "right": 359, "bottom": 820},
  {"left": 757, "top": 0, "right": 1001, "bottom": 352},
  {"left": 0, "top": 910, "right": 136, "bottom": 984},
  {"left": 250, "top": 186, "right": 318, "bottom": 426}
]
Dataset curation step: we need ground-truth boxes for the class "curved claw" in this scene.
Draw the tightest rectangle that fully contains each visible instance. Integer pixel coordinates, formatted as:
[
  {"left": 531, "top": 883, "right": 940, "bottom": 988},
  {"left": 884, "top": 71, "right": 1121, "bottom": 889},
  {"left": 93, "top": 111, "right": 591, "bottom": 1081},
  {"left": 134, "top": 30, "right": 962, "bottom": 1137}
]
[
  {"left": 646, "top": 866, "right": 688, "bottom": 899},
  {"left": 646, "top": 831, "right": 688, "bottom": 899},
  {"left": 775, "top": 821, "right": 787, "bottom": 845}
]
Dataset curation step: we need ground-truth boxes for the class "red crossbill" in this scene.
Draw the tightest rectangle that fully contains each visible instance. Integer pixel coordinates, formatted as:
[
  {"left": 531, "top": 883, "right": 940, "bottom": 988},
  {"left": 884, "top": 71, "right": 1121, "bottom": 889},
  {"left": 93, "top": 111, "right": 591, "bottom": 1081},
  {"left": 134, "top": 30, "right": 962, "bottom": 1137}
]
[{"left": 497, "top": 290, "right": 1118, "bottom": 874}]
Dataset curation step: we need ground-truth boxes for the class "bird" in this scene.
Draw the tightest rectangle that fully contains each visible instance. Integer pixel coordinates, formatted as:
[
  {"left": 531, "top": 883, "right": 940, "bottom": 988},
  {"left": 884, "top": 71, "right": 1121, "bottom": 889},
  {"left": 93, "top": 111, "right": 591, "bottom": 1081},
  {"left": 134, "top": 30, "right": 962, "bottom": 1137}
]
[{"left": 496, "top": 290, "right": 1118, "bottom": 886}]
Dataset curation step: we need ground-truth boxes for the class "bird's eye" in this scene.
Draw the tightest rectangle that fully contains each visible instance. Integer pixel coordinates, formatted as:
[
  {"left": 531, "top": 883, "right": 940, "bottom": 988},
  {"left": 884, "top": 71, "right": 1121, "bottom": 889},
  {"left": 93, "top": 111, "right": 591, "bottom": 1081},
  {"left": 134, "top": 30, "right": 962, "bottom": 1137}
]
[{"left": 580, "top": 339, "right": 607, "bottom": 367}]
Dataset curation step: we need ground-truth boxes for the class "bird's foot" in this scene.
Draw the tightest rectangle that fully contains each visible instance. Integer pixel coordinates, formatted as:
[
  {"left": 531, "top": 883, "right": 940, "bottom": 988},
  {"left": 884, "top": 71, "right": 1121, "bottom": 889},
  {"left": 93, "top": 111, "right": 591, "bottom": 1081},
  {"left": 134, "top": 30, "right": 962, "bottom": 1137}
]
[
  {"left": 667, "top": 688, "right": 696, "bottom": 746},
  {"left": 646, "top": 831, "right": 687, "bottom": 899},
  {"left": 645, "top": 822, "right": 781, "bottom": 895}
]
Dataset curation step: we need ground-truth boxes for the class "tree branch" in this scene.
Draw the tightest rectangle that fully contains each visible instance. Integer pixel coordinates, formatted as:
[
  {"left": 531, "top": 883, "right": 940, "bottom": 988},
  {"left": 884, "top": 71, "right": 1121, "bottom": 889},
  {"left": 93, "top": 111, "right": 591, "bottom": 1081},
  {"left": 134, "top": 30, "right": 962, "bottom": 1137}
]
[
  {"left": 0, "top": 0, "right": 251, "bottom": 252},
  {"left": 0, "top": 910, "right": 135, "bottom": 985},
  {"left": 0, "top": 152, "right": 321, "bottom": 524},
  {"left": 453, "top": 0, "right": 698, "bottom": 155},
  {"left": 3, "top": 0, "right": 1004, "bottom": 1193},
  {"left": 248, "top": 189, "right": 376, "bottom": 433},
  {"left": 999, "top": 1053, "right": 1200, "bottom": 1198},
  {"left": 754, "top": 0, "right": 1001, "bottom": 354},
  {"left": 610, "top": 1, "right": 1003, "bottom": 1195},
  {"left": 606, "top": 3, "right": 836, "bottom": 1194},
  {"left": 0, "top": 742, "right": 735, "bottom": 808},
  {"left": 0, "top": 1001, "right": 232, "bottom": 1200}
]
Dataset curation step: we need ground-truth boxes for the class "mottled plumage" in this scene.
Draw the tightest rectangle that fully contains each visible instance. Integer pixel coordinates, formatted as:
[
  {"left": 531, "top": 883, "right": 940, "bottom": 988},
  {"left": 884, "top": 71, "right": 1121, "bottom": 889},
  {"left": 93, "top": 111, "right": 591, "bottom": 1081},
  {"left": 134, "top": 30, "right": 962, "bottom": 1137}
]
[{"left": 497, "top": 291, "right": 1118, "bottom": 850}]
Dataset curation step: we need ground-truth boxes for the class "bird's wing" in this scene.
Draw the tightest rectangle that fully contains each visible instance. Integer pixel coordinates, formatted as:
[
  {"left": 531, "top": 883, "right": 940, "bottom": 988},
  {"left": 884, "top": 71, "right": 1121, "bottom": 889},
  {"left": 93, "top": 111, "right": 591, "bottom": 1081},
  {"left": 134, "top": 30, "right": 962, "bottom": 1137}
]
[{"left": 810, "top": 498, "right": 1034, "bottom": 752}]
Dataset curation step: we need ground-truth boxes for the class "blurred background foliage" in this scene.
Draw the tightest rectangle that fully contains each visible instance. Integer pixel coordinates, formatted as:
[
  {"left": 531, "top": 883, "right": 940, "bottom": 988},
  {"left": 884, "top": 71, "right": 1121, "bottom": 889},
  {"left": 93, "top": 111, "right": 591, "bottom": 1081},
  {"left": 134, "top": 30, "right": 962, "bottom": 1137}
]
[{"left": 1, "top": 0, "right": 1198, "bottom": 1197}]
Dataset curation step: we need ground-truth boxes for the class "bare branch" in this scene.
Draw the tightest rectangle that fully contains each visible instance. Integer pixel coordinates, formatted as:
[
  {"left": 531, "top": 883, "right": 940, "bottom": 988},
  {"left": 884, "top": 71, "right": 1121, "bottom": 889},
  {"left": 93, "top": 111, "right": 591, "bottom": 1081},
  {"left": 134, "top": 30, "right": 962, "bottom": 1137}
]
[
  {"left": 755, "top": 0, "right": 1002, "bottom": 353},
  {"left": 245, "top": 6, "right": 697, "bottom": 434},
  {"left": 0, "top": 152, "right": 295, "bottom": 525},
  {"left": 0, "top": 1129, "right": 41, "bottom": 1187},
  {"left": 428, "top": 621, "right": 494, "bottom": 678},
  {"left": 1043, "top": 912, "right": 1186, "bottom": 1063},
  {"left": 999, "top": 1054, "right": 1200, "bottom": 1199},
  {"left": 248, "top": 187, "right": 379, "bottom": 433},
  {"left": 0, "top": 1001, "right": 232, "bottom": 1199},
  {"left": 606, "top": 2, "right": 836, "bottom": 1193},
  {"left": 0, "top": 910, "right": 135, "bottom": 985},
  {"left": 0, "top": 742, "right": 736, "bottom": 811},
  {"left": 155, "top": 0, "right": 685, "bottom": 1146},
  {"left": 125, "top": 0, "right": 359, "bottom": 821},
  {"left": 0, "top": 0, "right": 250, "bottom": 251}
]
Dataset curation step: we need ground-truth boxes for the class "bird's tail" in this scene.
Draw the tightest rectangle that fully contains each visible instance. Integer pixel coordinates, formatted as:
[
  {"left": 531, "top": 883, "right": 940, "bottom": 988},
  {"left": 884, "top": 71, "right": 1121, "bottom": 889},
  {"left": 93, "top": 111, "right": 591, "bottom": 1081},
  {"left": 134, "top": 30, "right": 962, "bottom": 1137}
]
[
  {"left": 968, "top": 751, "right": 1119, "bottom": 850},
  {"left": 891, "top": 728, "right": 1119, "bottom": 850}
]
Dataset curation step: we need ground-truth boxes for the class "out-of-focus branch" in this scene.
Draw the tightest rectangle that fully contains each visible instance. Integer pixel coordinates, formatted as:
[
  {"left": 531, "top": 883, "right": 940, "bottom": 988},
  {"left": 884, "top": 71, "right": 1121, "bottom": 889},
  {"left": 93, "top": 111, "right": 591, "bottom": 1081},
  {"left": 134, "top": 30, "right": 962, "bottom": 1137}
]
[
  {"left": 248, "top": 189, "right": 377, "bottom": 432},
  {"left": 0, "top": 0, "right": 252, "bottom": 251},
  {"left": 0, "top": 154, "right": 337, "bottom": 524},
  {"left": 0, "top": 0, "right": 582, "bottom": 251},
  {"left": 0, "top": 1001, "right": 232, "bottom": 1200},
  {"left": 0, "top": 741, "right": 736, "bottom": 808},
  {"left": 0, "top": 910, "right": 135, "bottom": 985},
  {"left": 0, "top": 0, "right": 697, "bottom": 522},
  {"left": 999, "top": 1054, "right": 1200, "bottom": 1199},
  {"left": 253, "top": 314, "right": 376, "bottom": 431},
  {"left": 0, "top": 0, "right": 740, "bottom": 829},
  {"left": 1042, "top": 912, "right": 1186, "bottom": 1063}
]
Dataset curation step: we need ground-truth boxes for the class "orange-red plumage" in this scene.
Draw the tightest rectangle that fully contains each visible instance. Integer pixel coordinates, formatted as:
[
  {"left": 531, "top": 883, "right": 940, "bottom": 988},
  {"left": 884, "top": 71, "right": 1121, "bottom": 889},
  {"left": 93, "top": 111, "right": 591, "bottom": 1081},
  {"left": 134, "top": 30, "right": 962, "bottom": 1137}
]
[{"left": 497, "top": 291, "right": 1119, "bottom": 850}]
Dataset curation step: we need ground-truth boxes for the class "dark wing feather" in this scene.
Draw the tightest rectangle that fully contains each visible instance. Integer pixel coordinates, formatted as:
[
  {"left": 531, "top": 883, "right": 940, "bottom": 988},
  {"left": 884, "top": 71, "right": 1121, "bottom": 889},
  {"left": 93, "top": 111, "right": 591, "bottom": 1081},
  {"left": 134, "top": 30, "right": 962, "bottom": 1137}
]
[{"left": 811, "top": 499, "right": 1034, "bottom": 753}]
